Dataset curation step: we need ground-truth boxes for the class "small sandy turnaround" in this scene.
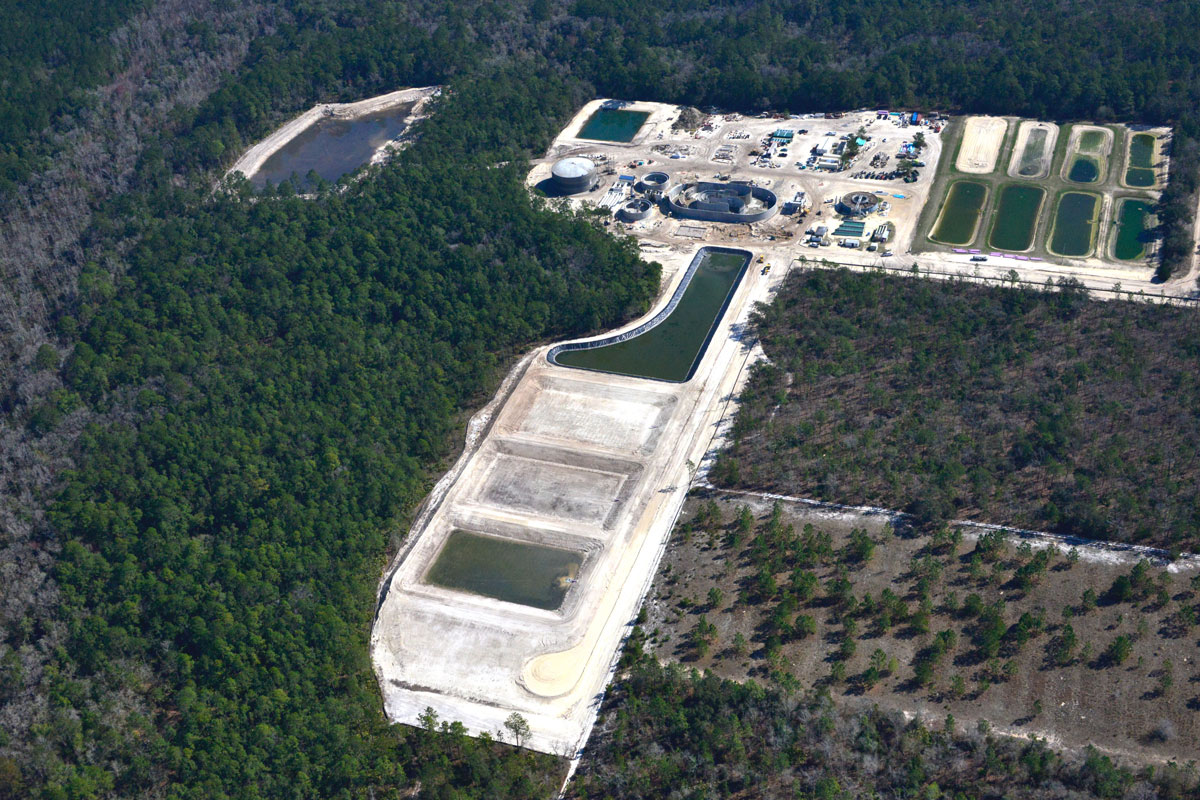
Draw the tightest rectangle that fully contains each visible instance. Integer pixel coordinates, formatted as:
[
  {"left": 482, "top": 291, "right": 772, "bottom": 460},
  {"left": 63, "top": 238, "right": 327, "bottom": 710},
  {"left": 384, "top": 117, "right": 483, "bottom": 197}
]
[
  {"left": 956, "top": 116, "right": 1008, "bottom": 174},
  {"left": 1007, "top": 121, "right": 1059, "bottom": 179}
]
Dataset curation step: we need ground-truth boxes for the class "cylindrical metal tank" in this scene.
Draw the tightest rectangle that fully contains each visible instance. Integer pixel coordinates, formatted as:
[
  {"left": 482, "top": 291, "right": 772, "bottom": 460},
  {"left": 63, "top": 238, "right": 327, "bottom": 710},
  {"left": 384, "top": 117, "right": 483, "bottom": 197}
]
[{"left": 551, "top": 157, "right": 597, "bottom": 194}]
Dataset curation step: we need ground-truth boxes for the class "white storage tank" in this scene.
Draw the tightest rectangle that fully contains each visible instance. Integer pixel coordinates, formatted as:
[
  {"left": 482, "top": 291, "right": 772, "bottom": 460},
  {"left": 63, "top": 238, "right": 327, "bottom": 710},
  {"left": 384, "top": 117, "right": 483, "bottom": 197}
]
[{"left": 550, "top": 157, "right": 597, "bottom": 194}]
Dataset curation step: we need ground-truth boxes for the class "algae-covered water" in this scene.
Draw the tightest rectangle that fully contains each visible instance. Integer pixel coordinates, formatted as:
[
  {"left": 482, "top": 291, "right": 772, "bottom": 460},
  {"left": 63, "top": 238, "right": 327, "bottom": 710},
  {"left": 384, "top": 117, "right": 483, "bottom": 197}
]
[
  {"left": 989, "top": 185, "right": 1044, "bottom": 251},
  {"left": 1049, "top": 192, "right": 1100, "bottom": 257},
  {"left": 931, "top": 181, "right": 987, "bottom": 245},
  {"left": 578, "top": 108, "right": 650, "bottom": 142},
  {"left": 1112, "top": 199, "right": 1152, "bottom": 261},
  {"left": 425, "top": 531, "right": 581, "bottom": 610},
  {"left": 552, "top": 248, "right": 749, "bottom": 382}
]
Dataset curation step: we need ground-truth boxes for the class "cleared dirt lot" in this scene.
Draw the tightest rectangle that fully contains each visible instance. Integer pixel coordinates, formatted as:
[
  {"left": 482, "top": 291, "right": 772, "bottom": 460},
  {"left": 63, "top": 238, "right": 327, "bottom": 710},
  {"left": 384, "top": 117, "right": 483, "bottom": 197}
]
[
  {"left": 646, "top": 491, "right": 1200, "bottom": 765},
  {"left": 956, "top": 116, "right": 1008, "bottom": 173}
]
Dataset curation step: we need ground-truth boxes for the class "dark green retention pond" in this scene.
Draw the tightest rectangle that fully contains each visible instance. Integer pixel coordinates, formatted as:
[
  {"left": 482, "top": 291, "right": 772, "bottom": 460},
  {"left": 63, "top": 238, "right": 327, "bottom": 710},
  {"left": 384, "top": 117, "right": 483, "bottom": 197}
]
[
  {"left": 1113, "top": 199, "right": 1152, "bottom": 261},
  {"left": 578, "top": 108, "right": 650, "bottom": 142},
  {"left": 931, "top": 181, "right": 987, "bottom": 245},
  {"left": 551, "top": 247, "right": 750, "bottom": 382},
  {"left": 425, "top": 531, "right": 581, "bottom": 610},
  {"left": 1125, "top": 168, "right": 1155, "bottom": 187},
  {"left": 1050, "top": 192, "right": 1099, "bottom": 257},
  {"left": 1067, "top": 156, "right": 1100, "bottom": 183},
  {"left": 251, "top": 104, "right": 414, "bottom": 191},
  {"left": 989, "top": 185, "right": 1045, "bottom": 251}
]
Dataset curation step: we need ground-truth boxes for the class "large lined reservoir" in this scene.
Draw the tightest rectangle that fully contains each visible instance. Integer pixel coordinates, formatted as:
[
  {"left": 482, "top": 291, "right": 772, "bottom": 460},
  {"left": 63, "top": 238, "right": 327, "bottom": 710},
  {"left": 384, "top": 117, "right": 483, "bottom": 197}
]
[{"left": 551, "top": 247, "right": 750, "bottom": 382}]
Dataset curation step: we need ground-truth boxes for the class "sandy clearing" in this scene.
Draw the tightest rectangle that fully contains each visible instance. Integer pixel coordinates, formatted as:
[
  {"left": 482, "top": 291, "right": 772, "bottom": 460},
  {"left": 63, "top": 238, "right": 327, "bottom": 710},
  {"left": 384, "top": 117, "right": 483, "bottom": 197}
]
[
  {"left": 1007, "top": 121, "right": 1059, "bottom": 179},
  {"left": 956, "top": 116, "right": 1008, "bottom": 174}
]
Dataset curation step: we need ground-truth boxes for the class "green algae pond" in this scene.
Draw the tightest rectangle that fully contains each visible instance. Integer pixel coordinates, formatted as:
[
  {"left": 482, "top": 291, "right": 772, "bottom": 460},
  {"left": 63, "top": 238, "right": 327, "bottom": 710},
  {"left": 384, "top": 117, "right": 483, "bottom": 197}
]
[
  {"left": 425, "top": 531, "right": 581, "bottom": 610},
  {"left": 551, "top": 247, "right": 750, "bottom": 382},
  {"left": 1049, "top": 192, "right": 1100, "bottom": 257},
  {"left": 931, "top": 181, "right": 988, "bottom": 245},
  {"left": 1067, "top": 156, "right": 1100, "bottom": 183},
  {"left": 1125, "top": 133, "right": 1157, "bottom": 186},
  {"left": 1112, "top": 198, "right": 1153, "bottom": 261},
  {"left": 989, "top": 185, "right": 1045, "bottom": 251},
  {"left": 578, "top": 108, "right": 650, "bottom": 142}
]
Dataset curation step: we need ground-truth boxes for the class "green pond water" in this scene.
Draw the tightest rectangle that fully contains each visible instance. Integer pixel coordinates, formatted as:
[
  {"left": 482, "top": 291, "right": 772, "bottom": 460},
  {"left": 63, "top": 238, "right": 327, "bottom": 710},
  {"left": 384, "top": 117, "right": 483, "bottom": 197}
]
[
  {"left": 1049, "top": 192, "right": 1099, "bottom": 257},
  {"left": 425, "top": 531, "right": 581, "bottom": 610},
  {"left": 1079, "top": 129, "right": 1106, "bottom": 152},
  {"left": 1128, "top": 133, "right": 1155, "bottom": 168},
  {"left": 552, "top": 248, "right": 749, "bottom": 382},
  {"left": 578, "top": 108, "right": 650, "bottom": 142},
  {"left": 989, "top": 185, "right": 1045, "bottom": 251},
  {"left": 931, "top": 181, "right": 987, "bottom": 245},
  {"left": 251, "top": 104, "right": 413, "bottom": 191},
  {"left": 1125, "top": 167, "right": 1155, "bottom": 187},
  {"left": 1113, "top": 199, "right": 1152, "bottom": 261},
  {"left": 1067, "top": 156, "right": 1100, "bottom": 183},
  {"left": 1016, "top": 128, "right": 1049, "bottom": 177}
]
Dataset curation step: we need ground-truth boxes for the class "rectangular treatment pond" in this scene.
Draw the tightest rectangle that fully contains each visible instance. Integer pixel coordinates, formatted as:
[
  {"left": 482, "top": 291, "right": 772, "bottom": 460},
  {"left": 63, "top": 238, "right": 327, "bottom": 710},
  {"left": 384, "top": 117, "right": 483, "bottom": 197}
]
[
  {"left": 577, "top": 108, "right": 650, "bottom": 142},
  {"left": 988, "top": 184, "right": 1045, "bottom": 251},
  {"left": 550, "top": 247, "right": 750, "bottom": 382},
  {"left": 250, "top": 104, "right": 414, "bottom": 191},
  {"left": 1049, "top": 192, "right": 1100, "bottom": 257},
  {"left": 424, "top": 530, "right": 582, "bottom": 611},
  {"left": 1112, "top": 198, "right": 1153, "bottom": 261},
  {"left": 1124, "top": 133, "right": 1158, "bottom": 187},
  {"left": 930, "top": 180, "right": 987, "bottom": 245}
]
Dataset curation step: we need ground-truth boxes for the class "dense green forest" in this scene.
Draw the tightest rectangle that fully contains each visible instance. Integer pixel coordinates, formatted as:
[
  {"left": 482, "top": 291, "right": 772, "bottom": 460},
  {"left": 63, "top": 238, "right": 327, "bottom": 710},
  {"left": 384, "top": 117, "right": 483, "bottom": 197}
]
[
  {"left": 0, "top": 0, "right": 148, "bottom": 194},
  {"left": 4, "top": 1, "right": 1200, "bottom": 799},
  {"left": 713, "top": 269, "right": 1200, "bottom": 549}
]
